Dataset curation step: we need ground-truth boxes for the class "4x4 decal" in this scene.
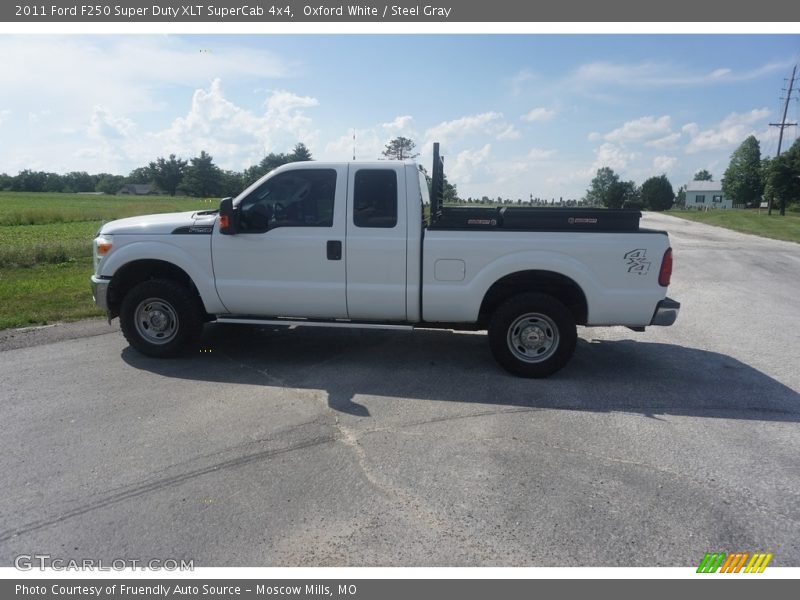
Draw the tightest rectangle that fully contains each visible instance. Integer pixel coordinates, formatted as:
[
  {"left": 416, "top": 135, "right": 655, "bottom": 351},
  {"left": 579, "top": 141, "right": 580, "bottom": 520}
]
[{"left": 624, "top": 248, "right": 651, "bottom": 275}]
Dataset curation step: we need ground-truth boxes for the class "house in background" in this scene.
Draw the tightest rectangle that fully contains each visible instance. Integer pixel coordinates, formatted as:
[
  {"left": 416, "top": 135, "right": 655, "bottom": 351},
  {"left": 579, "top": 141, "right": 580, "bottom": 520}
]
[
  {"left": 117, "top": 183, "right": 160, "bottom": 196},
  {"left": 684, "top": 180, "right": 733, "bottom": 209}
]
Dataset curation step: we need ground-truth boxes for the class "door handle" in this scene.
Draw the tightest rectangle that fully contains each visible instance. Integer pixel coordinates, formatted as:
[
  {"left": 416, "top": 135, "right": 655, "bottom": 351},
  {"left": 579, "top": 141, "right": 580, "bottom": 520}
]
[{"left": 326, "top": 240, "right": 342, "bottom": 260}]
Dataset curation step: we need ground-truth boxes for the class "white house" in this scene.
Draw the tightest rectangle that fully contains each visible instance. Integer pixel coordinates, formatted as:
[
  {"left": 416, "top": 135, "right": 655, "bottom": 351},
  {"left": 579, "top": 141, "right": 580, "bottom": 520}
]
[{"left": 684, "top": 180, "right": 733, "bottom": 209}]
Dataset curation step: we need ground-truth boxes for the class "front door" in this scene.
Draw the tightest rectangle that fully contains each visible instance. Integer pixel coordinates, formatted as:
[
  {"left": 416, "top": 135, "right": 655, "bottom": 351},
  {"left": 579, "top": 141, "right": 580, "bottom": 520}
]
[{"left": 212, "top": 165, "right": 348, "bottom": 318}]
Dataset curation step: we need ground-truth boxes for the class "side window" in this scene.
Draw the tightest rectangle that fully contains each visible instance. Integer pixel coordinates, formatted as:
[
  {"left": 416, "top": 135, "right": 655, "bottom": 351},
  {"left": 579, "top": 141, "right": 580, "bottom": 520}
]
[
  {"left": 354, "top": 169, "right": 398, "bottom": 228},
  {"left": 239, "top": 169, "right": 336, "bottom": 232}
]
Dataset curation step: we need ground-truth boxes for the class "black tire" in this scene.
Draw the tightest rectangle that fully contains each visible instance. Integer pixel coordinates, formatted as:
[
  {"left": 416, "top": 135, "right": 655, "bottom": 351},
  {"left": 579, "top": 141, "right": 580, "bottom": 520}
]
[
  {"left": 488, "top": 292, "right": 577, "bottom": 378},
  {"left": 119, "top": 279, "right": 203, "bottom": 358}
]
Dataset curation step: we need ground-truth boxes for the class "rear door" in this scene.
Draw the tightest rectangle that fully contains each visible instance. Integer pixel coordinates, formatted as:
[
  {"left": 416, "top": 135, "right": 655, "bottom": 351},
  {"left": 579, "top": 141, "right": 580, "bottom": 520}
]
[
  {"left": 345, "top": 165, "right": 407, "bottom": 320},
  {"left": 212, "top": 165, "right": 348, "bottom": 318}
]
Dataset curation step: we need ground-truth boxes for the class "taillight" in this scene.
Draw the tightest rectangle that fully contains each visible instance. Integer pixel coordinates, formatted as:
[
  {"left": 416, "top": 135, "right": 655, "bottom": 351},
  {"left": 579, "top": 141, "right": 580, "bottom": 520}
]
[{"left": 658, "top": 247, "right": 673, "bottom": 287}]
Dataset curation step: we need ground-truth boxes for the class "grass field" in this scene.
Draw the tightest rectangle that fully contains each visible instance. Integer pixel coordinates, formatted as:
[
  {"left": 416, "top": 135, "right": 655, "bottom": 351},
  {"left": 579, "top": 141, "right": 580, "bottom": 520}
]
[
  {"left": 667, "top": 208, "right": 800, "bottom": 244},
  {"left": 0, "top": 191, "right": 213, "bottom": 329}
]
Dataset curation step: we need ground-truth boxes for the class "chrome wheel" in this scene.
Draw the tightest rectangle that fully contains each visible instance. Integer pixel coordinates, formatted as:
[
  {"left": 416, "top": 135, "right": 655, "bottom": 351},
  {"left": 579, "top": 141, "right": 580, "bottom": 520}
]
[
  {"left": 506, "top": 312, "right": 559, "bottom": 363},
  {"left": 133, "top": 298, "right": 179, "bottom": 345}
]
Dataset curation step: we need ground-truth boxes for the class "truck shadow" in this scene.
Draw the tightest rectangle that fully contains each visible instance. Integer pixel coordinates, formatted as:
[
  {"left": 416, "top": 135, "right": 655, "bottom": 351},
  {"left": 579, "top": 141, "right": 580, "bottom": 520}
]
[{"left": 121, "top": 324, "right": 800, "bottom": 422}]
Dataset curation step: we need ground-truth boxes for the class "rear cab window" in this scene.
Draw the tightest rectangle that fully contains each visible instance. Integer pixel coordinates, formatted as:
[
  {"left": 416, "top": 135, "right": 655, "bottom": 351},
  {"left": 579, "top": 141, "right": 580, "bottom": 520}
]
[{"left": 353, "top": 169, "right": 398, "bottom": 228}]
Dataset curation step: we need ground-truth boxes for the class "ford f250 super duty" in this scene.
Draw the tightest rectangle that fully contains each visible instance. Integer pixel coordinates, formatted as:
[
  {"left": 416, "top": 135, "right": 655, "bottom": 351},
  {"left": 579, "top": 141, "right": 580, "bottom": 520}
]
[{"left": 91, "top": 143, "right": 679, "bottom": 377}]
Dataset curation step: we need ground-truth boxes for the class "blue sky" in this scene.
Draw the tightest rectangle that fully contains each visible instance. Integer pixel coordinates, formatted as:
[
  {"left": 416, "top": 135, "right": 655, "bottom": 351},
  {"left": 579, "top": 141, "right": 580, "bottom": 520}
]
[{"left": 1, "top": 34, "right": 799, "bottom": 199}]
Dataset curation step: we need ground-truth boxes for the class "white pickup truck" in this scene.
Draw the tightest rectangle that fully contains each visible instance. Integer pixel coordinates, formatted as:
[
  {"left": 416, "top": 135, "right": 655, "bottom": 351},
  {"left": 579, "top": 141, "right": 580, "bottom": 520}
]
[{"left": 91, "top": 144, "right": 679, "bottom": 377}]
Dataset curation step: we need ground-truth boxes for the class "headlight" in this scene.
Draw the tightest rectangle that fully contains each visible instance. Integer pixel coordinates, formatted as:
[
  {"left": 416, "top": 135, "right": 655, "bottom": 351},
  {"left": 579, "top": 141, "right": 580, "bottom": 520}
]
[{"left": 93, "top": 234, "right": 113, "bottom": 271}]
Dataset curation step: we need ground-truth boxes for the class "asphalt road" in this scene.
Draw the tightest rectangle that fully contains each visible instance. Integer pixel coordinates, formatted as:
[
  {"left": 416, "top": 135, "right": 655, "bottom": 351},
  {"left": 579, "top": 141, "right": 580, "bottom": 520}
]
[{"left": 1, "top": 212, "right": 798, "bottom": 567}]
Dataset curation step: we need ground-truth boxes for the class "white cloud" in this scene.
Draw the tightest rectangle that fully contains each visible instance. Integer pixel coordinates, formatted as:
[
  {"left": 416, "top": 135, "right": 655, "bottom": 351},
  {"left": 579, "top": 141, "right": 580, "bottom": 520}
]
[
  {"left": 496, "top": 125, "right": 521, "bottom": 141},
  {"left": 604, "top": 115, "right": 672, "bottom": 143},
  {"left": 0, "top": 109, "right": 9, "bottom": 126},
  {"left": 382, "top": 115, "right": 415, "bottom": 134},
  {"left": 646, "top": 132, "right": 682, "bottom": 149},
  {"left": 527, "top": 148, "right": 557, "bottom": 160},
  {"left": 425, "top": 112, "right": 503, "bottom": 144},
  {"left": 88, "top": 106, "right": 136, "bottom": 140},
  {"left": 682, "top": 123, "right": 700, "bottom": 136},
  {"left": 449, "top": 144, "right": 492, "bottom": 185},
  {"left": 521, "top": 107, "right": 556, "bottom": 122},
  {"left": 653, "top": 155, "right": 678, "bottom": 172},
  {"left": 592, "top": 142, "right": 636, "bottom": 171},
  {"left": 77, "top": 80, "right": 321, "bottom": 173},
  {"left": 684, "top": 108, "right": 770, "bottom": 153},
  {"left": 709, "top": 68, "right": 733, "bottom": 79},
  {"left": 567, "top": 59, "right": 793, "bottom": 91}
]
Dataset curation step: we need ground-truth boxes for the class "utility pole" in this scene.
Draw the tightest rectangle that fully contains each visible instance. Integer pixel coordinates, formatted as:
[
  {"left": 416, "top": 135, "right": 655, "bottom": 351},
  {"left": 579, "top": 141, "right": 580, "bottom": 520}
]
[{"left": 768, "top": 65, "right": 797, "bottom": 215}]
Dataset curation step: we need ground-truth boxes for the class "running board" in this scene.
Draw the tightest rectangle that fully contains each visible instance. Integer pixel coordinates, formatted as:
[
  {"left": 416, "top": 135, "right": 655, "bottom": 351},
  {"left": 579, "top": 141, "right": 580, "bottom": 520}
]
[{"left": 215, "top": 317, "right": 415, "bottom": 331}]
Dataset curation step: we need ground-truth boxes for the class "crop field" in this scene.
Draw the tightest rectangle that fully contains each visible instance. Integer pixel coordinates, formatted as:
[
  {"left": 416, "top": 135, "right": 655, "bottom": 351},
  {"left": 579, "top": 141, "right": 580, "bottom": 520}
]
[{"left": 0, "top": 192, "right": 212, "bottom": 329}]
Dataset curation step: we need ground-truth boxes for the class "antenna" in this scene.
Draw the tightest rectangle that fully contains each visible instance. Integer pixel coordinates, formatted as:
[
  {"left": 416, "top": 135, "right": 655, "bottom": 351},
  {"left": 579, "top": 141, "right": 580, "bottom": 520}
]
[{"left": 352, "top": 129, "right": 356, "bottom": 161}]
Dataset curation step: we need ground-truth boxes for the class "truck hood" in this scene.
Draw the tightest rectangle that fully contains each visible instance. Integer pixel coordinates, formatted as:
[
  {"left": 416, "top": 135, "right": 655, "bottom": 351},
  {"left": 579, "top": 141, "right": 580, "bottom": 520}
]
[{"left": 98, "top": 210, "right": 218, "bottom": 235}]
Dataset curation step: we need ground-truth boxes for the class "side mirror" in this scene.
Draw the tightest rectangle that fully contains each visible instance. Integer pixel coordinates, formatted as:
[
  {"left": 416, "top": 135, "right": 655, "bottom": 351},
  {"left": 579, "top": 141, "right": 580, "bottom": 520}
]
[{"left": 218, "top": 197, "right": 238, "bottom": 235}]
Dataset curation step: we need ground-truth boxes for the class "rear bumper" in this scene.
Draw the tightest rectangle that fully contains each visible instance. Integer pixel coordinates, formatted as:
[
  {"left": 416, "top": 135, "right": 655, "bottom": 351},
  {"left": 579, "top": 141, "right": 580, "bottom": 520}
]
[
  {"left": 90, "top": 275, "right": 110, "bottom": 311},
  {"left": 650, "top": 297, "right": 680, "bottom": 326}
]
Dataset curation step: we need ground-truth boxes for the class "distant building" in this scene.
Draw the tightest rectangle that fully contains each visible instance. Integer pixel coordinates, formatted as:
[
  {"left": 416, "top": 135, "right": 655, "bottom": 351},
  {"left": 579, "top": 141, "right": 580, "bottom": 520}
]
[
  {"left": 684, "top": 181, "right": 733, "bottom": 209},
  {"left": 117, "top": 183, "right": 160, "bottom": 196}
]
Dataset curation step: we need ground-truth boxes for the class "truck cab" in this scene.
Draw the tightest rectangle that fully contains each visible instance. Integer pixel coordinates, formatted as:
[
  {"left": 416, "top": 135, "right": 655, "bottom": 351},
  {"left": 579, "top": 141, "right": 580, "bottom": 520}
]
[{"left": 213, "top": 161, "right": 423, "bottom": 322}]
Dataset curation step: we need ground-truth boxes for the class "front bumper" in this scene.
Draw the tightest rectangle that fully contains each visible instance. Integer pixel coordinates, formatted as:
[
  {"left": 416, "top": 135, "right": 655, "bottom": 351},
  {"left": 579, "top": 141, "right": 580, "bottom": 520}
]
[
  {"left": 90, "top": 275, "right": 110, "bottom": 311},
  {"left": 650, "top": 297, "right": 680, "bottom": 326}
]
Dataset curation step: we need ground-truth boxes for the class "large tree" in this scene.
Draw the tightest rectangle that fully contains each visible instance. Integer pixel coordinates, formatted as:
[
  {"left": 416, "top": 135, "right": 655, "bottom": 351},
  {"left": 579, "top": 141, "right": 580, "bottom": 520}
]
[
  {"left": 149, "top": 154, "right": 188, "bottom": 196},
  {"left": 640, "top": 174, "right": 675, "bottom": 211},
  {"left": 127, "top": 166, "right": 153, "bottom": 184},
  {"left": 722, "top": 135, "right": 763, "bottom": 208},
  {"left": 586, "top": 167, "right": 619, "bottom": 207},
  {"left": 609, "top": 180, "right": 639, "bottom": 209},
  {"left": 95, "top": 174, "right": 126, "bottom": 195},
  {"left": 693, "top": 169, "right": 713, "bottom": 181},
  {"left": 586, "top": 167, "right": 638, "bottom": 208},
  {"left": 767, "top": 138, "right": 800, "bottom": 216},
  {"left": 180, "top": 151, "right": 222, "bottom": 198},
  {"left": 290, "top": 142, "right": 313, "bottom": 162},
  {"left": 382, "top": 136, "right": 419, "bottom": 160}
]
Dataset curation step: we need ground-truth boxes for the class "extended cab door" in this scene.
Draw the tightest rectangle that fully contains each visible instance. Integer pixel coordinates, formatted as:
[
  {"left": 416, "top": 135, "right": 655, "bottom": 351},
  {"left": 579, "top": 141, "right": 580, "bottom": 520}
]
[
  {"left": 345, "top": 165, "right": 407, "bottom": 320},
  {"left": 211, "top": 165, "right": 348, "bottom": 318}
]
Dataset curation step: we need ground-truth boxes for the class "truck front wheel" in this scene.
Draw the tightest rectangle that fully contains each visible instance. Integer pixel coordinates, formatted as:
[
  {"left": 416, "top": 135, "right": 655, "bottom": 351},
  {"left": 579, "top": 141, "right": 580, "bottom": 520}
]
[
  {"left": 119, "top": 279, "right": 203, "bottom": 358},
  {"left": 488, "top": 293, "right": 577, "bottom": 378}
]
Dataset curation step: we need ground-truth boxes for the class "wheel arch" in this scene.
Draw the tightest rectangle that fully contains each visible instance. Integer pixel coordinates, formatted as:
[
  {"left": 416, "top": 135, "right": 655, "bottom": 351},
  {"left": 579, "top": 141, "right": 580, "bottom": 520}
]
[
  {"left": 106, "top": 259, "right": 205, "bottom": 320},
  {"left": 478, "top": 270, "right": 588, "bottom": 328}
]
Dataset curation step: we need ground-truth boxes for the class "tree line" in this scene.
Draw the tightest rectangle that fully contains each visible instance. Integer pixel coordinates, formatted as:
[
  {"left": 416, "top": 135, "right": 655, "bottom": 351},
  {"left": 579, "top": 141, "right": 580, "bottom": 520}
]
[
  {"left": 587, "top": 135, "right": 800, "bottom": 214},
  {"left": 0, "top": 143, "right": 314, "bottom": 198},
  {"left": 3, "top": 133, "right": 798, "bottom": 211}
]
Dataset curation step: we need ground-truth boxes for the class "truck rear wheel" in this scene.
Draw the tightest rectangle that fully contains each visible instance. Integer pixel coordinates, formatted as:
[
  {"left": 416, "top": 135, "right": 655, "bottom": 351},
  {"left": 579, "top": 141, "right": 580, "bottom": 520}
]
[
  {"left": 488, "top": 292, "right": 577, "bottom": 378},
  {"left": 119, "top": 279, "right": 203, "bottom": 358}
]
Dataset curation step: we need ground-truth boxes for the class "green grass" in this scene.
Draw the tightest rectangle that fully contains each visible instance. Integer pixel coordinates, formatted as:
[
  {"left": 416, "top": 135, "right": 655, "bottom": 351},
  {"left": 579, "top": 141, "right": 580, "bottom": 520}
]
[
  {"left": 668, "top": 208, "right": 800, "bottom": 244},
  {"left": 0, "top": 259, "right": 102, "bottom": 329},
  {"left": 0, "top": 191, "right": 214, "bottom": 225},
  {"left": 0, "top": 191, "right": 216, "bottom": 330}
]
